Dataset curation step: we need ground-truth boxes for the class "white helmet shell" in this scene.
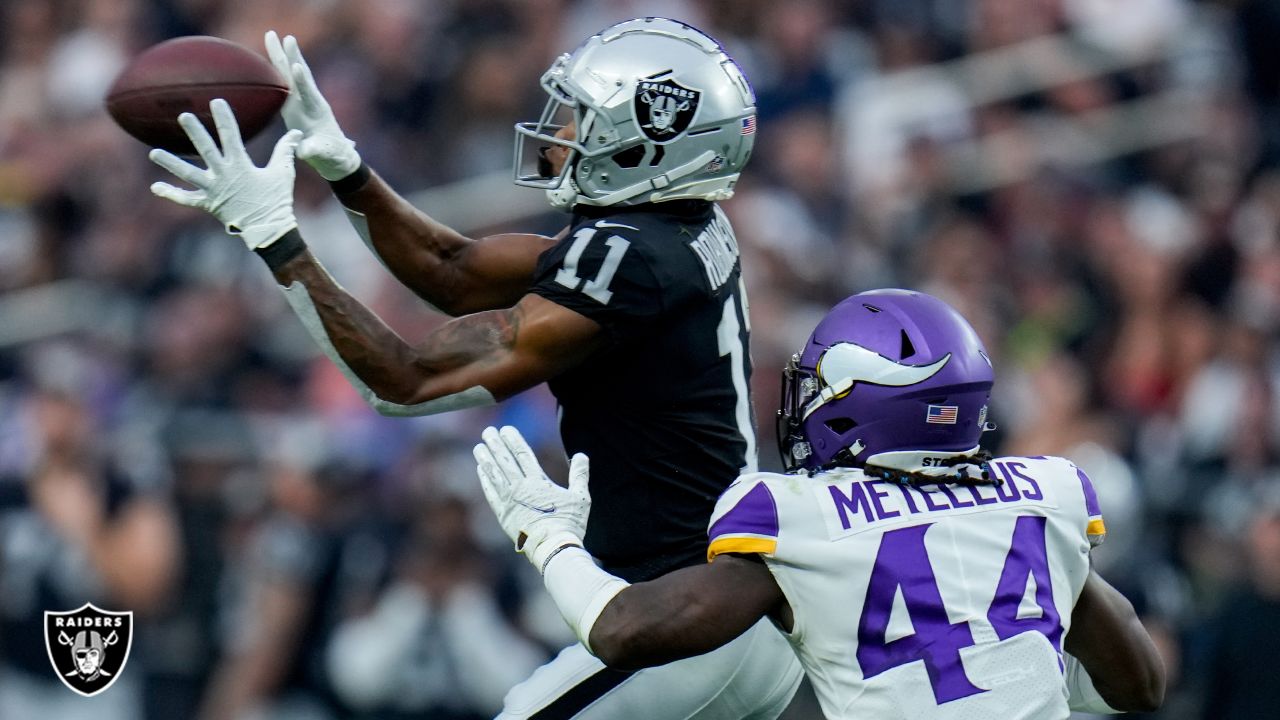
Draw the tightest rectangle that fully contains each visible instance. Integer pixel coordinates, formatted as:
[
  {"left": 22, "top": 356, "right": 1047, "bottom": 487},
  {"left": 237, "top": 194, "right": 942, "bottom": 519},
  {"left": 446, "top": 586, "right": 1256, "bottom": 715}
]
[{"left": 514, "top": 17, "right": 757, "bottom": 211}]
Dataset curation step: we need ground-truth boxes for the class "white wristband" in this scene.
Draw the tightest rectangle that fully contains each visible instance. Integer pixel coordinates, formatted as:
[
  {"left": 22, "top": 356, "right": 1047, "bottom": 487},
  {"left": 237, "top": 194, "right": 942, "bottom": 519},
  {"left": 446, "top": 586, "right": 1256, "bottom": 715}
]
[{"left": 542, "top": 545, "right": 629, "bottom": 655}]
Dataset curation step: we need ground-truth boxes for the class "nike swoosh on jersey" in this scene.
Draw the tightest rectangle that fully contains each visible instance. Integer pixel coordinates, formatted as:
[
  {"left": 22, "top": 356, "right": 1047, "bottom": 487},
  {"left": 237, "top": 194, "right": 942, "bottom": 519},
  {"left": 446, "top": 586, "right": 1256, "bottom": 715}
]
[{"left": 594, "top": 221, "right": 639, "bottom": 231}]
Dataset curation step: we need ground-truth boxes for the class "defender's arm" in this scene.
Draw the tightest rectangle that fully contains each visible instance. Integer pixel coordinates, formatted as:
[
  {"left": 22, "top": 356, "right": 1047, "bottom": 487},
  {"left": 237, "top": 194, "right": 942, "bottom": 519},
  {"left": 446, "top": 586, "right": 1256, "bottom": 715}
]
[
  {"left": 332, "top": 167, "right": 560, "bottom": 316},
  {"left": 581, "top": 554, "right": 784, "bottom": 670},
  {"left": 270, "top": 242, "right": 604, "bottom": 416},
  {"left": 473, "top": 429, "right": 786, "bottom": 670},
  {"left": 1064, "top": 570, "right": 1166, "bottom": 713}
]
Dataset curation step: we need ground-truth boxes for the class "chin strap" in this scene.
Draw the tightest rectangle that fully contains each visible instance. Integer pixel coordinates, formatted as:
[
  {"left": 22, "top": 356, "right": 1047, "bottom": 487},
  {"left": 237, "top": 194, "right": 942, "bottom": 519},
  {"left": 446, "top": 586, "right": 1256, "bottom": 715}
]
[{"left": 561, "top": 150, "right": 718, "bottom": 210}]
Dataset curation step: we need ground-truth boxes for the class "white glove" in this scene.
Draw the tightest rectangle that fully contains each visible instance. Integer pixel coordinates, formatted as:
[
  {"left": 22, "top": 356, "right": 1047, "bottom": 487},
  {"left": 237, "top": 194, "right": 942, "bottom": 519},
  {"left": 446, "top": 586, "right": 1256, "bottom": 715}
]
[
  {"left": 149, "top": 99, "right": 302, "bottom": 250},
  {"left": 473, "top": 426, "right": 591, "bottom": 573},
  {"left": 264, "top": 31, "right": 361, "bottom": 181}
]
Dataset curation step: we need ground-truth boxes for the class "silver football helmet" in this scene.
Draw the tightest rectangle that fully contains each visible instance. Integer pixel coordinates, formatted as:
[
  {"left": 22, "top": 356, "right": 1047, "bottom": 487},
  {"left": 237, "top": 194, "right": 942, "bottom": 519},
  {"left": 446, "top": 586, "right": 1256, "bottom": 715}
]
[{"left": 514, "top": 17, "right": 757, "bottom": 211}]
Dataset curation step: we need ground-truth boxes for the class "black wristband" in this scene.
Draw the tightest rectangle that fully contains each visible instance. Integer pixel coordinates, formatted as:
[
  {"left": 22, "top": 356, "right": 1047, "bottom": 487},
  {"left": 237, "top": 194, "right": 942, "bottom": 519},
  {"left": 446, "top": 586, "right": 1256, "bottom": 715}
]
[
  {"left": 255, "top": 228, "right": 307, "bottom": 272},
  {"left": 328, "top": 162, "right": 372, "bottom": 196}
]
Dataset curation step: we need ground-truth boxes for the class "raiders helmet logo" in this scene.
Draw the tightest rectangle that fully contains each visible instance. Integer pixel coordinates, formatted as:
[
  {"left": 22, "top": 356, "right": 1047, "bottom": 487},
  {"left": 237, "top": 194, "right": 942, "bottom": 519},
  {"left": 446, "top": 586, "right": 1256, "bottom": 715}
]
[
  {"left": 44, "top": 603, "right": 133, "bottom": 697},
  {"left": 633, "top": 77, "right": 701, "bottom": 143}
]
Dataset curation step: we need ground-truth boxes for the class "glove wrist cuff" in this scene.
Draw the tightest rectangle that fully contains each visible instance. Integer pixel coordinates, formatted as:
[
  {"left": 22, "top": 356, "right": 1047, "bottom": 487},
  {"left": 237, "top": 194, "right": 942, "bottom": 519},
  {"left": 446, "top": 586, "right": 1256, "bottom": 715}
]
[
  {"left": 313, "top": 142, "right": 362, "bottom": 182},
  {"left": 525, "top": 530, "right": 584, "bottom": 575},
  {"left": 538, "top": 541, "right": 581, "bottom": 575}
]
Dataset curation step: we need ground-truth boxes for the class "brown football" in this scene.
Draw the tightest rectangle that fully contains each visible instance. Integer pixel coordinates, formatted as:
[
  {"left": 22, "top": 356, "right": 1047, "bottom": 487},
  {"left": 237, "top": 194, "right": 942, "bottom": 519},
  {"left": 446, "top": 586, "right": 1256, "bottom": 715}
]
[{"left": 106, "top": 36, "right": 288, "bottom": 154}]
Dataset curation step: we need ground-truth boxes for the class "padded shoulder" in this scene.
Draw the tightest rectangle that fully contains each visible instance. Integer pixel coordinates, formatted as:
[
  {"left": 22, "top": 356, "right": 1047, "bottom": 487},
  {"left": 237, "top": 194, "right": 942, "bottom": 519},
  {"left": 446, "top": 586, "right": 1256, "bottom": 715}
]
[
  {"left": 707, "top": 472, "right": 784, "bottom": 561},
  {"left": 996, "top": 455, "right": 1106, "bottom": 547}
]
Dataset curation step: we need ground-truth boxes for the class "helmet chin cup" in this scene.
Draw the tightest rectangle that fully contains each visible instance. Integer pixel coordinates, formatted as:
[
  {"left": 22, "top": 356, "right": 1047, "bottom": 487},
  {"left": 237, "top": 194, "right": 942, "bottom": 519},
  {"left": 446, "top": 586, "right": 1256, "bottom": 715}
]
[{"left": 546, "top": 180, "right": 578, "bottom": 211}]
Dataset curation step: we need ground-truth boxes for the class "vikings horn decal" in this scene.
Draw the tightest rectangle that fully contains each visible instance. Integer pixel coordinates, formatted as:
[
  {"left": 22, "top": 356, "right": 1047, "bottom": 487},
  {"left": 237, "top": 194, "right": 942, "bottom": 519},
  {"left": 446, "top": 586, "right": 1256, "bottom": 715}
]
[
  {"left": 44, "top": 603, "right": 133, "bottom": 697},
  {"left": 633, "top": 76, "right": 701, "bottom": 143},
  {"left": 816, "top": 342, "right": 951, "bottom": 389}
]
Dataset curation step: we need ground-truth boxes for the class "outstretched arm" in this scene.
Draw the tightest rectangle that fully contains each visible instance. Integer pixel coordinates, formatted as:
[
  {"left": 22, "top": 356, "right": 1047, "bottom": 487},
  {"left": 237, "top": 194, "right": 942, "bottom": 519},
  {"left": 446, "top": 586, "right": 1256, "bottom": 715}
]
[
  {"left": 1064, "top": 569, "right": 1166, "bottom": 713},
  {"left": 265, "top": 31, "right": 554, "bottom": 315},
  {"left": 586, "top": 555, "right": 783, "bottom": 669},
  {"left": 331, "top": 169, "right": 559, "bottom": 315},
  {"left": 268, "top": 246, "right": 603, "bottom": 415},
  {"left": 149, "top": 101, "right": 602, "bottom": 417},
  {"left": 473, "top": 427, "right": 786, "bottom": 670}
]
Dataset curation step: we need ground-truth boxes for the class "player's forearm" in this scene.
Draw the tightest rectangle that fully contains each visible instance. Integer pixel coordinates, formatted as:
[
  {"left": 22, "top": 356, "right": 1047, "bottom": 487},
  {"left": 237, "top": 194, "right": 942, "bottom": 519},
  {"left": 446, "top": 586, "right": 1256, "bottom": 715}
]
[
  {"left": 273, "top": 248, "right": 431, "bottom": 397},
  {"left": 551, "top": 557, "right": 766, "bottom": 671},
  {"left": 1065, "top": 571, "right": 1166, "bottom": 712},
  {"left": 588, "top": 570, "right": 733, "bottom": 669},
  {"left": 532, "top": 542, "right": 701, "bottom": 670},
  {"left": 330, "top": 166, "right": 496, "bottom": 315},
  {"left": 264, "top": 239, "right": 499, "bottom": 415}
]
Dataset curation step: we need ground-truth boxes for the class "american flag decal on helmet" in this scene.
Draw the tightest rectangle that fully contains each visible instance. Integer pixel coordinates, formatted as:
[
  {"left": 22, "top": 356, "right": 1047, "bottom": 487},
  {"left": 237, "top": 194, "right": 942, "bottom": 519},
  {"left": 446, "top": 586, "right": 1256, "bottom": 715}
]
[
  {"left": 740, "top": 115, "right": 756, "bottom": 135},
  {"left": 926, "top": 405, "right": 958, "bottom": 424}
]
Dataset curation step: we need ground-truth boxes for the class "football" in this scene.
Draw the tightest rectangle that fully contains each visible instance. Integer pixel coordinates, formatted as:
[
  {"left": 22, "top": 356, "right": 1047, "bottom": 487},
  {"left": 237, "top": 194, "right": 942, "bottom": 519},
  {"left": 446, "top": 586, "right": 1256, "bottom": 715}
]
[{"left": 106, "top": 36, "right": 288, "bottom": 154}]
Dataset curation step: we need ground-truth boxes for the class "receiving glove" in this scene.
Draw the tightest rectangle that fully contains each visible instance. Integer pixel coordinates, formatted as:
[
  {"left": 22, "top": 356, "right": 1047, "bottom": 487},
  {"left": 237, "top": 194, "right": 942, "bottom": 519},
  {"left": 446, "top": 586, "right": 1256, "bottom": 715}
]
[
  {"left": 149, "top": 99, "right": 301, "bottom": 250},
  {"left": 474, "top": 426, "right": 591, "bottom": 573},
  {"left": 264, "top": 31, "right": 362, "bottom": 181}
]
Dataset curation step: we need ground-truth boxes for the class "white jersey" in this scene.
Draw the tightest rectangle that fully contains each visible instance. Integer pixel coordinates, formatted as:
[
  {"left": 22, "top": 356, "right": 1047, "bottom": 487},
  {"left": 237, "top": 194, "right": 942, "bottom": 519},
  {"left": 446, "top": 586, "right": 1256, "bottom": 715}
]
[{"left": 706, "top": 455, "right": 1106, "bottom": 720}]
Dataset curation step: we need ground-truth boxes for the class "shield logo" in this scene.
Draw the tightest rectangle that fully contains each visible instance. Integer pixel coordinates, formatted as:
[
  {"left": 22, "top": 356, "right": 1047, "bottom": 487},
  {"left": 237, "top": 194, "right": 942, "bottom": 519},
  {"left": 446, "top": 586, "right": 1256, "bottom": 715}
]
[
  {"left": 633, "top": 76, "right": 701, "bottom": 143},
  {"left": 44, "top": 603, "right": 133, "bottom": 697}
]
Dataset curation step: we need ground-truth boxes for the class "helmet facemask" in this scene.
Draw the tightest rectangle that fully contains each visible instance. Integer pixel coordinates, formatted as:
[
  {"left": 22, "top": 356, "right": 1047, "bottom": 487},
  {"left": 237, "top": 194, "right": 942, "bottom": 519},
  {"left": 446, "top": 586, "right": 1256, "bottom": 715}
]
[
  {"left": 777, "top": 353, "right": 836, "bottom": 473},
  {"left": 513, "top": 55, "right": 600, "bottom": 210}
]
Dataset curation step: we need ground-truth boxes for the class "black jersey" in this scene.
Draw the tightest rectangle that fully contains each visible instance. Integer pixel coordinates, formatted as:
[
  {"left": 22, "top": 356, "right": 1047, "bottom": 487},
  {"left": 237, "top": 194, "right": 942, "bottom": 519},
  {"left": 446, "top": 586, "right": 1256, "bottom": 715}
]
[{"left": 530, "top": 200, "right": 755, "bottom": 582}]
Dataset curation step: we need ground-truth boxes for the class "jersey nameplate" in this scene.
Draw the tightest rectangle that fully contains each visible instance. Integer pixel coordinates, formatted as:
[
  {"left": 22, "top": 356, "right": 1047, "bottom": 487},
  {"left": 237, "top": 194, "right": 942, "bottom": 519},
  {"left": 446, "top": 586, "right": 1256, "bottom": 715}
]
[
  {"left": 817, "top": 460, "right": 1059, "bottom": 540},
  {"left": 687, "top": 209, "right": 739, "bottom": 292}
]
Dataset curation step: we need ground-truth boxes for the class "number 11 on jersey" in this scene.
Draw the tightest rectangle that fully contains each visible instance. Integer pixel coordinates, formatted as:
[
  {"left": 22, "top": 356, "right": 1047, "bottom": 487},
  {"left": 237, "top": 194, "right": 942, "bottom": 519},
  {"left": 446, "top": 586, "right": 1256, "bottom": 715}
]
[
  {"left": 555, "top": 227, "right": 631, "bottom": 304},
  {"left": 717, "top": 277, "right": 756, "bottom": 473}
]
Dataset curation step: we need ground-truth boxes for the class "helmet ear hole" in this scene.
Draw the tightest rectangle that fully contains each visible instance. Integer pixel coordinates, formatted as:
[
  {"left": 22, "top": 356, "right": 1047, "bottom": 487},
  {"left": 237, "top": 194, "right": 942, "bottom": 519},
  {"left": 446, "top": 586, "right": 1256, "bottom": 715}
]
[
  {"left": 824, "top": 417, "right": 857, "bottom": 434},
  {"left": 899, "top": 330, "right": 916, "bottom": 359},
  {"left": 611, "top": 145, "right": 646, "bottom": 168}
]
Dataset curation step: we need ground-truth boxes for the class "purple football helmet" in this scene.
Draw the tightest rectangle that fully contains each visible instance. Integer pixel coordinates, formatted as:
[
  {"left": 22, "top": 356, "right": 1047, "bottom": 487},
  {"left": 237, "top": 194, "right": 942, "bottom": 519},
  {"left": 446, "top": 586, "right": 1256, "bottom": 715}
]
[{"left": 777, "top": 289, "right": 994, "bottom": 472}]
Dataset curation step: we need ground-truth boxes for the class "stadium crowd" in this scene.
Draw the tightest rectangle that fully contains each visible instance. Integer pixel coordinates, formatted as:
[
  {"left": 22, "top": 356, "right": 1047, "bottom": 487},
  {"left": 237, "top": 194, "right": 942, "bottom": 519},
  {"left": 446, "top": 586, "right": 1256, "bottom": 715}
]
[{"left": 1, "top": 0, "right": 1278, "bottom": 718}]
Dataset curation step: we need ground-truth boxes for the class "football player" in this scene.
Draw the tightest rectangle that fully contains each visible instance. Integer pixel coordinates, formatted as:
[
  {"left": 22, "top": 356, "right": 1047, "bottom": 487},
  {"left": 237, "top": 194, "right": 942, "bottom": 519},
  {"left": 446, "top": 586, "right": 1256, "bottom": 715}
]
[
  {"left": 474, "top": 289, "right": 1167, "bottom": 720},
  {"left": 147, "top": 17, "right": 803, "bottom": 720}
]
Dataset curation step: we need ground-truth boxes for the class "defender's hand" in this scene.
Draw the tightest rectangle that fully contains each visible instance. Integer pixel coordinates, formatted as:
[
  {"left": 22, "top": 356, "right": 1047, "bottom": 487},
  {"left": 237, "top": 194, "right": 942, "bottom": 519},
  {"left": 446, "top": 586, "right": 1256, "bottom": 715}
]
[
  {"left": 474, "top": 426, "right": 591, "bottom": 573},
  {"left": 149, "top": 99, "right": 302, "bottom": 250},
  {"left": 264, "top": 31, "right": 361, "bottom": 181}
]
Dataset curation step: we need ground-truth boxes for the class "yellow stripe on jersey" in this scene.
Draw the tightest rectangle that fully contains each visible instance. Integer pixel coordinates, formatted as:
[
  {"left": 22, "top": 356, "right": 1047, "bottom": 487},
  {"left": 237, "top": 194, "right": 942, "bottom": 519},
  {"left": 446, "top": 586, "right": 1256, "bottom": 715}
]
[
  {"left": 1087, "top": 517, "right": 1106, "bottom": 546},
  {"left": 707, "top": 536, "right": 777, "bottom": 562}
]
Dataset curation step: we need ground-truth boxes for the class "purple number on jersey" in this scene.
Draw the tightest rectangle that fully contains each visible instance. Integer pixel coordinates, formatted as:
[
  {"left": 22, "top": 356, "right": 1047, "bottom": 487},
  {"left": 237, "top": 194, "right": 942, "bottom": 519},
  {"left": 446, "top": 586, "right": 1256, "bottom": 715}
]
[
  {"left": 856, "top": 523, "right": 986, "bottom": 704},
  {"left": 856, "top": 515, "right": 1063, "bottom": 705},
  {"left": 986, "top": 515, "right": 1062, "bottom": 650}
]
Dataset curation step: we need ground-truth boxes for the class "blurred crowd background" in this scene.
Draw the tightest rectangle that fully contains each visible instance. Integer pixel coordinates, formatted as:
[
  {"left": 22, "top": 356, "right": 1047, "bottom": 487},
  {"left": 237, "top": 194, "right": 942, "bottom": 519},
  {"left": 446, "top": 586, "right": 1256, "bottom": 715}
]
[{"left": 2, "top": 0, "right": 1279, "bottom": 718}]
